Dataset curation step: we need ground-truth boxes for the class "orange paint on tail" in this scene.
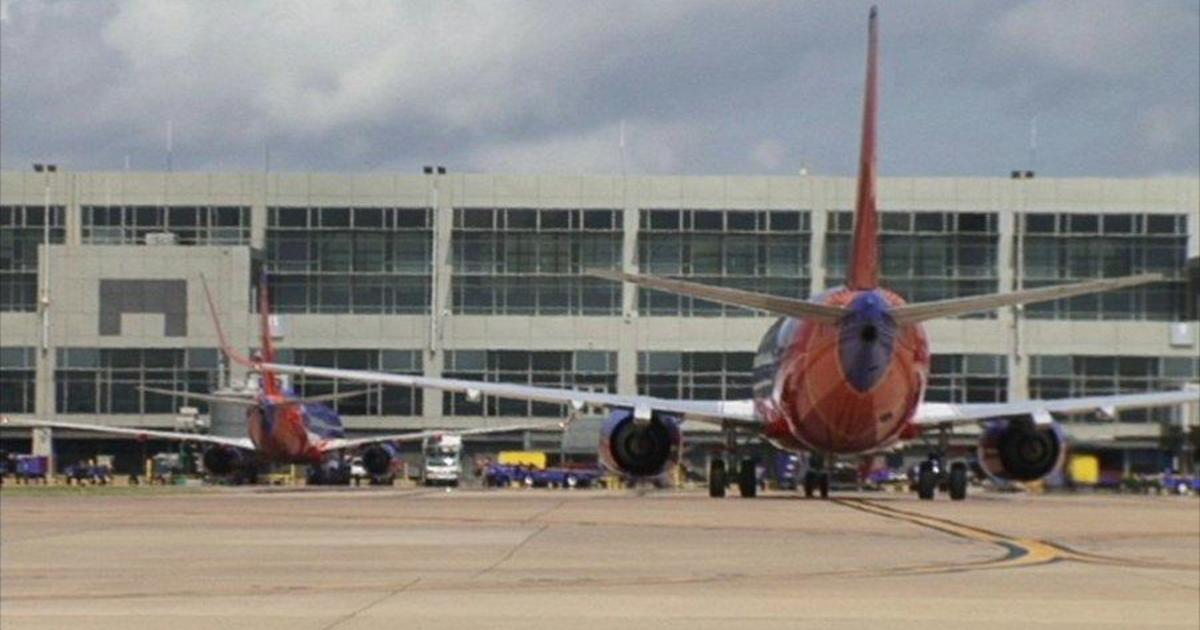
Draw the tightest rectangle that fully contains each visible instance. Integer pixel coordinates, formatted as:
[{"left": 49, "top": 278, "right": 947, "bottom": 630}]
[{"left": 847, "top": 6, "right": 880, "bottom": 291}]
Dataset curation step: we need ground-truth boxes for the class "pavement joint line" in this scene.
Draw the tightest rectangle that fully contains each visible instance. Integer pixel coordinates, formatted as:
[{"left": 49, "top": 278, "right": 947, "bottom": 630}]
[
  {"left": 317, "top": 577, "right": 421, "bottom": 630},
  {"left": 472, "top": 523, "right": 551, "bottom": 579}
]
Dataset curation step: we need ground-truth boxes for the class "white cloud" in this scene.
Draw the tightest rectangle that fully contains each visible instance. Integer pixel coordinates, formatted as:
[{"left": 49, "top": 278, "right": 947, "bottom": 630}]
[
  {"left": 750, "top": 138, "right": 789, "bottom": 172},
  {"left": 467, "top": 120, "right": 698, "bottom": 175},
  {"left": 988, "top": 1, "right": 1193, "bottom": 77}
]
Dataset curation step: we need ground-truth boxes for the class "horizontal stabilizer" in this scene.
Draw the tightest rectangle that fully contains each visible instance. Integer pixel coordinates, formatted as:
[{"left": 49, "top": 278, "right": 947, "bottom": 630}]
[
  {"left": 138, "top": 386, "right": 370, "bottom": 407},
  {"left": 891, "top": 274, "right": 1163, "bottom": 324},
  {"left": 588, "top": 270, "right": 845, "bottom": 323},
  {"left": 138, "top": 386, "right": 258, "bottom": 407}
]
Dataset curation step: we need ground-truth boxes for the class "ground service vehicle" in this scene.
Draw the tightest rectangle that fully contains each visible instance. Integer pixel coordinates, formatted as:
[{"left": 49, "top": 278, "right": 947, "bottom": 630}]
[{"left": 422, "top": 434, "right": 462, "bottom": 486}]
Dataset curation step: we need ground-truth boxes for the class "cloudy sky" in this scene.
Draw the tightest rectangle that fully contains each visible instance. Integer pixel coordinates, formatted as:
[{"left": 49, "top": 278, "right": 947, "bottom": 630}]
[{"left": 1, "top": 0, "right": 1196, "bottom": 177}]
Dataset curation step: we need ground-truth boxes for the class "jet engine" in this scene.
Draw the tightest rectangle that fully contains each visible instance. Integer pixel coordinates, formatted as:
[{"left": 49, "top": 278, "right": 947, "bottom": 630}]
[
  {"left": 977, "top": 419, "right": 1067, "bottom": 482},
  {"left": 202, "top": 446, "right": 247, "bottom": 476},
  {"left": 360, "top": 443, "right": 399, "bottom": 477},
  {"left": 599, "top": 408, "right": 682, "bottom": 478}
]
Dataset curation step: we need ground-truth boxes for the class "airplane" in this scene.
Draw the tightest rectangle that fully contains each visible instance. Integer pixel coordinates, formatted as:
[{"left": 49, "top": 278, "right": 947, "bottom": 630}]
[
  {"left": 251, "top": 7, "right": 1197, "bottom": 500},
  {"left": 1, "top": 277, "right": 558, "bottom": 485}
]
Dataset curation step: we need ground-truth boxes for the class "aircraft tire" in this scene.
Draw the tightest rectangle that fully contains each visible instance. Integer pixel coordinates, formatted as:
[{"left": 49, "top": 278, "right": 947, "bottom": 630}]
[
  {"left": 708, "top": 459, "right": 726, "bottom": 498},
  {"left": 948, "top": 462, "right": 968, "bottom": 501},
  {"left": 917, "top": 461, "right": 936, "bottom": 500},
  {"left": 803, "top": 471, "right": 816, "bottom": 498},
  {"left": 818, "top": 472, "right": 830, "bottom": 499},
  {"left": 737, "top": 458, "right": 758, "bottom": 498}
]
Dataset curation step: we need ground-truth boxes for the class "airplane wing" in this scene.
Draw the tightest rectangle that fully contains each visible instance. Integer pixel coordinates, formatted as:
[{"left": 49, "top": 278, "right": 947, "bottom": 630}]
[
  {"left": 0, "top": 416, "right": 255, "bottom": 450},
  {"left": 260, "top": 362, "right": 762, "bottom": 427},
  {"left": 913, "top": 389, "right": 1198, "bottom": 428},
  {"left": 319, "top": 422, "right": 567, "bottom": 452}
]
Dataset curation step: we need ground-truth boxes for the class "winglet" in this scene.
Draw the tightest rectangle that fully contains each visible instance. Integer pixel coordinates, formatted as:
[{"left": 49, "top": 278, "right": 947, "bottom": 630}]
[{"left": 847, "top": 5, "right": 880, "bottom": 290}]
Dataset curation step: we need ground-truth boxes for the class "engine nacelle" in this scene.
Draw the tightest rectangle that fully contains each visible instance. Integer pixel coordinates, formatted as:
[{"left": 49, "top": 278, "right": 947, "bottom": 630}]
[
  {"left": 599, "top": 409, "right": 682, "bottom": 478},
  {"left": 977, "top": 419, "right": 1067, "bottom": 482},
  {"left": 202, "top": 446, "right": 247, "bottom": 476},
  {"left": 361, "top": 444, "right": 399, "bottom": 476}
]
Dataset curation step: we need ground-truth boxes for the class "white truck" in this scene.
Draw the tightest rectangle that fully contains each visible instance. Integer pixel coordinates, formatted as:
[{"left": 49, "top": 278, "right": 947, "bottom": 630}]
[{"left": 421, "top": 434, "right": 462, "bottom": 487}]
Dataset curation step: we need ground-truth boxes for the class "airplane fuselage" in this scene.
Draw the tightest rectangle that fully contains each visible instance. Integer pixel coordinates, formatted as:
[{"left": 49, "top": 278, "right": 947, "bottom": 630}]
[
  {"left": 246, "top": 396, "right": 344, "bottom": 464},
  {"left": 754, "top": 287, "right": 930, "bottom": 455}
]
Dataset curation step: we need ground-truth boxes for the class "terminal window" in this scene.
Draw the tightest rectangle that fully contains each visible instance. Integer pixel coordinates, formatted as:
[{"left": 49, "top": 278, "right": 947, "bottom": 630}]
[
  {"left": 81, "top": 205, "right": 250, "bottom": 245},
  {"left": 1019, "top": 213, "right": 1189, "bottom": 321},
  {"left": 925, "top": 354, "right": 1008, "bottom": 403},
  {"left": 443, "top": 350, "right": 616, "bottom": 416},
  {"left": 451, "top": 208, "right": 623, "bottom": 315},
  {"left": 1029, "top": 355, "right": 1199, "bottom": 422},
  {"left": 0, "top": 205, "right": 66, "bottom": 312},
  {"left": 637, "top": 352, "right": 755, "bottom": 400},
  {"left": 0, "top": 347, "right": 36, "bottom": 413},
  {"left": 54, "top": 348, "right": 219, "bottom": 415},
  {"left": 638, "top": 209, "right": 810, "bottom": 316},
  {"left": 277, "top": 349, "right": 422, "bottom": 416},
  {"left": 266, "top": 207, "right": 432, "bottom": 314},
  {"left": 825, "top": 210, "right": 999, "bottom": 311}
]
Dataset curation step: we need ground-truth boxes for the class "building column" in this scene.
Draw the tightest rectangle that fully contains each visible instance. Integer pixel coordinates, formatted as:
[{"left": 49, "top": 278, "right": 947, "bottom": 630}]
[
  {"left": 617, "top": 181, "right": 640, "bottom": 395},
  {"left": 250, "top": 173, "right": 268, "bottom": 250},
  {"left": 809, "top": 177, "right": 828, "bottom": 294},
  {"left": 998, "top": 207, "right": 1028, "bottom": 401},
  {"left": 423, "top": 172, "right": 454, "bottom": 419}
]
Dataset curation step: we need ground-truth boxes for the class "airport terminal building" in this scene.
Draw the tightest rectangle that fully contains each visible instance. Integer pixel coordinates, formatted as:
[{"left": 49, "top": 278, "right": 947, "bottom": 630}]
[{"left": 1, "top": 170, "right": 1197, "bottom": 473}]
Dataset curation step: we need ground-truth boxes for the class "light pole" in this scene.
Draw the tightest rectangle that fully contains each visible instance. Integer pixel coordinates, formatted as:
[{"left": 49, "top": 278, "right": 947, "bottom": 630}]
[
  {"left": 32, "top": 163, "right": 56, "bottom": 353},
  {"left": 31, "top": 163, "right": 57, "bottom": 473}
]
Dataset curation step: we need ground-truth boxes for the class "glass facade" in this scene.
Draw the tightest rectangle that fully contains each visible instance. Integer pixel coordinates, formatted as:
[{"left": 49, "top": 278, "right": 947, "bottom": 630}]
[
  {"left": 0, "top": 347, "right": 36, "bottom": 413},
  {"left": 82, "top": 205, "right": 250, "bottom": 245},
  {"left": 1019, "top": 213, "right": 1188, "bottom": 320},
  {"left": 277, "top": 349, "right": 422, "bottom": 416},
  {"left": 826, "top": 211, "right": 999, "bottom": 307},
  {"left": 637, "top": 352, "right": 755, "bottom": 400},
  {"left": 451, "top": 208, "right": 622, "bottom": 315},
  {"left": 1029, "top": 355, "right": 1199, "bottom": 422},
  {"left": 54, "top": 348, "right": 219, "bottom": 414},
  {"left": 266, "top": 207, "right": 432, "bottom": 314},
  {"left": 926, "top": 354, "right": 1007, "bottom": 403},
  {"left": 638, "top": 209, "right": 810, "bottom": 316},
  {"left": 0, "top": 205, "right": 66, "bottom": 312},
  {"left": 443, "top": 350, "right": 616, "bottom": 416}
]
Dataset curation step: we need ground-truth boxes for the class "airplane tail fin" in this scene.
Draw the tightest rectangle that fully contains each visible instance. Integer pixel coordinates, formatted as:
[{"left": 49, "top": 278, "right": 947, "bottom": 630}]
[
  {"left": 201, "top": 273, "right": 281, "bottom": 397},
  {"left": 201, "top": 275, "right": 254, "bottom": 368},
  {"left": 847, "top": 5, "right": 880, "bottom": 291},
  {"left": 256, "top": 272, "right": 281, "bottom": 397}
]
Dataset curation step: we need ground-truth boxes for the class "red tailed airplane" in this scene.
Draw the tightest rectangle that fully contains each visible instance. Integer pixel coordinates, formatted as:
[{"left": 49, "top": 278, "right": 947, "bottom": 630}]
[
  {"left": 254, "top": 7, "right": 1195, "bottom": 500},
  {"left": 2, "top": 277, "right": 555, "bottom": 484}
]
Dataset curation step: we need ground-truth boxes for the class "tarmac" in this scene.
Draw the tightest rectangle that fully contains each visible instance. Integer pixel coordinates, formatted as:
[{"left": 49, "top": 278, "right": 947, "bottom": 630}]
[{"left": 1, "top": 487, "right": 1197, "bottom": 629}]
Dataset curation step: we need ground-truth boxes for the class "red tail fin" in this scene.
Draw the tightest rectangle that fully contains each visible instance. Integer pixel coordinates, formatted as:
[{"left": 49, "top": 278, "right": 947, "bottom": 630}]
[
  {"left": 201, "top": 275, "right": 253, "bottom": 368},
  {"left": 847, "top": 6, "right": 880, "bottom": 291},
  {"left": 257, "top": 272, "right": 281, "bottom": 397}
]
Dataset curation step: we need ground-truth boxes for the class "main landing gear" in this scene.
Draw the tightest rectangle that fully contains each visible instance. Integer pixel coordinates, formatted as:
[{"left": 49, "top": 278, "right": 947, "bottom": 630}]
[
  {"left": 915, "top": 427, "right": 969, "bottom": 501},
  {"left": 709, "top": 423, "right": 761, "bottom": 499},
  {"left": 803, "top": 453, "right": 830, "bottom": 499},
  {"left": 708, "top": 458, "right": 726, "bottom": 498},
  {"left": 803, "top": 469, "right": 830, "bottom": 499}
]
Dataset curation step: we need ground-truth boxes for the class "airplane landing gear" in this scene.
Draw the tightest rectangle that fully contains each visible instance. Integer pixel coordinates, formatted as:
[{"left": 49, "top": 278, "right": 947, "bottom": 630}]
[
  {"left": 916, "top": 459, "right": 938, "bottom": 500},
  {"left": 803, "top": 454, "right": 831, "bottom": 499},
  {"left": 708, "top": 459, "right": 726, "bottom": 498},
  {"left": 948, "top": 461, "right": 968, "bottom": 501},
  {"left": 737, "top": 457, "right": 758, "bottom": 498}
]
